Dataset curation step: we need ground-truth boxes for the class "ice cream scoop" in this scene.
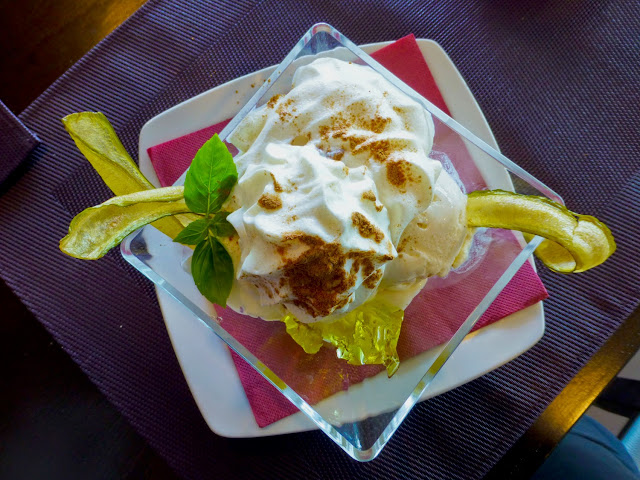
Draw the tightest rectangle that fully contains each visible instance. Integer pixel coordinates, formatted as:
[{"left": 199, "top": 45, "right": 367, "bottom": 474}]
[
  {"left": 227, "top": 142, "right": 396, "bottom": 321},
  {"left": 224, "top": 58, "right": 471, "bottom": 322}
]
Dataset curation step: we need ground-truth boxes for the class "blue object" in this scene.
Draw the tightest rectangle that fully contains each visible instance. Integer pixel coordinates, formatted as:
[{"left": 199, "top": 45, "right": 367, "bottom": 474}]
[
  {"left": 533, "top": 415, "right": 640, "bottom": 479},
  {"left": 623, "top": 416, "right": 640, "bottom": 471}
]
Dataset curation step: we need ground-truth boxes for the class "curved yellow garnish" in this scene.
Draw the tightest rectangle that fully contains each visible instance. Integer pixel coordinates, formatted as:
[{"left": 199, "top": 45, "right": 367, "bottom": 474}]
[
  {"left": 282, "top": 299, "right": 404, "bottom": 377},
  {"left": 63, "top": 112, "right": 155, "bottom": 194},
  {"left": 60, "top": 186, "right": 190, "bottom": 260},
  {"left": 62, "top": 112, "right": 193, "bottom": 239},
  {"left": 467, "top": 190, "right": 616, "bottom": 273}
]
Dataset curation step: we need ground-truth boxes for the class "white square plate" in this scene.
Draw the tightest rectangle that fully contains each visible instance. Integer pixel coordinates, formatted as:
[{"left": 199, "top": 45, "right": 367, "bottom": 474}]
[{"left": 137, "top": 39, "right": 544, "bottom": 438}]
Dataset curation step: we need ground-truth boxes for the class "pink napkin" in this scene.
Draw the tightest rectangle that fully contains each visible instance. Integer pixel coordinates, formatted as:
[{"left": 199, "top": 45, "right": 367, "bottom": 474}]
[{"left": 148, "top": 35, "right": 548, "bottom": 427}]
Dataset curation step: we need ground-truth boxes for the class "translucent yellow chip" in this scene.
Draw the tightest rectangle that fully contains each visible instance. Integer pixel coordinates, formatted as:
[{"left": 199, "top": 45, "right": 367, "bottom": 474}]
[
  {"left": 467, "top": 190, "right": 616, "bottom": 273},
  {"left": 282, "top": 299, "right": 404, "bottom": 377},
  {"left": 62, "top": 112, "right": 192, "bottom": 239},
  {"left": 60, "top": 187, "right": 190, "bottom": 260}
]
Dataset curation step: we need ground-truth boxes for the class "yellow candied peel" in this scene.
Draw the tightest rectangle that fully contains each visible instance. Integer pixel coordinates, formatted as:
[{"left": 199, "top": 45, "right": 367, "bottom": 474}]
[
  {"left": 466, "top": 190, "right": 616, "bottom": 273},
  {"left": 60, "top": 186, "right": 191, "bottom": 260},
  {"left": 62, "top": 112, "right": 196, "bottom": 238}
]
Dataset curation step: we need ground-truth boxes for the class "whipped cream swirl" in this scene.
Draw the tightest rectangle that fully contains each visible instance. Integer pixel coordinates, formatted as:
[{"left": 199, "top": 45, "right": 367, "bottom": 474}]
[{"left": 223, "top": 57, "right": 470, "bottom": 322}]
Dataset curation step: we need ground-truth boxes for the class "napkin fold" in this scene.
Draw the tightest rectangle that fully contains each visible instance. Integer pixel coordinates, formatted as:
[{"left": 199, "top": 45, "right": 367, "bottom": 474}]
[
  {"left": 0, "top": 100, "right": 40, "bottom": 184},
  {"left": 148, "top": 35, "right": 548, "bottom": 428}
]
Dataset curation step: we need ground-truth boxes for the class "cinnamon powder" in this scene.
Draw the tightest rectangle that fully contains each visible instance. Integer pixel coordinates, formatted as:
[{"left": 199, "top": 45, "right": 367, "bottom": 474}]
[
  {"left": 351, "top": 212, "right": 384, "bottom": 243},
  {"left": 258, "top": 193, "right": 282, "bottom": 210}
]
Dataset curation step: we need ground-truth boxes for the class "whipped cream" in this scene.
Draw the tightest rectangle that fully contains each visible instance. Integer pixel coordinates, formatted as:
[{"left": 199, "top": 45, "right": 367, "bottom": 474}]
[{"left": 223, "top": 57, "right": 471, "bottom": 322}]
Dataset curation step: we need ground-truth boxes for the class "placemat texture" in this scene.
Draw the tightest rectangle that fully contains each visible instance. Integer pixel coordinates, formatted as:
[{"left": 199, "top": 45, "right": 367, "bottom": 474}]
[
  {"left": 0, "top": 100, "right": 39, "bottom": 184},
  {"left": 0, "top": 1, "right": 638, "bottom": 479}
]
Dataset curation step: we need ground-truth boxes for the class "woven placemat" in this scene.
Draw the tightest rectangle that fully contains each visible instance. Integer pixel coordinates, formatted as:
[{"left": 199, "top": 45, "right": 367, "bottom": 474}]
[
  {"left": 0, "top": 100, "right": 39, "bottom": 184},
  {"left": 1, "top": 1, "right": 639, "bottom": 478}
]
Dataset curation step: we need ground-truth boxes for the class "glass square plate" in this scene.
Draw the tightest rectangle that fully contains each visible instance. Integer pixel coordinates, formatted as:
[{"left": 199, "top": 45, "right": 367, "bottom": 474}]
[{"left": 121, "top": 23, "right": 559, "bottom": 461}]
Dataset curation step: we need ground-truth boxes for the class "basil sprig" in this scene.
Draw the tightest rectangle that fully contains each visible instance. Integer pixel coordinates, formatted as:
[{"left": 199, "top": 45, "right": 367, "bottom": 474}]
[{"left": 174, "top": 134, "right": 238, "bottom": 307}]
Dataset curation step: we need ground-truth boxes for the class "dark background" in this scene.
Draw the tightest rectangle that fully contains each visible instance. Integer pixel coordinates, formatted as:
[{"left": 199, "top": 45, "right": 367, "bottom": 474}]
[{"left": 0, "top": 2, "right": 178, "bottom": 478}]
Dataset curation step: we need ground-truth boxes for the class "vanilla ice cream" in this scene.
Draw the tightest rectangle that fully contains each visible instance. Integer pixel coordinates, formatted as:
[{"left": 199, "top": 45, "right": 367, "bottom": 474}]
[{"left": 222, "top": 57, "right": 472, "bottom": 322}]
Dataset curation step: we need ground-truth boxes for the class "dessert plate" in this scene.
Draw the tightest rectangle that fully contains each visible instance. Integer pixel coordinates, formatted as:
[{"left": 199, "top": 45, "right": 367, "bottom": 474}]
[{"left": 136, "top": 39, "right": 544, "bottom": 438}]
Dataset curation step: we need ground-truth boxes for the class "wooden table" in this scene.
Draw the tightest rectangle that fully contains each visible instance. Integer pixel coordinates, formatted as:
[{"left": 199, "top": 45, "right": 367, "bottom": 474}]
[{"left": 1, "top": 1, "right": 638, "bottom": 478}]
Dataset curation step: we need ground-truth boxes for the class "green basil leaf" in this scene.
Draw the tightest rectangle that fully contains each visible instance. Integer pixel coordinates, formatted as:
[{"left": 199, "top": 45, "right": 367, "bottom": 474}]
[
  {"left": 191, "top": 236, "right": 234, "bottom": 307},
  {"left": 210, "top": 211, "right": 237, "bottom": 238},
  {"left": 173, "top": 218, "right": 210, "bottom": 245},
  {"left": 184, "top": 134, "right": 237, "bottom": 215}
]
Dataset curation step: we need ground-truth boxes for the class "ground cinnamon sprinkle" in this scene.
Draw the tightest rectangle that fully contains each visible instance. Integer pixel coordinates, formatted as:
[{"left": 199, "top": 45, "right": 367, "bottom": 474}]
[
  {"left": 274, "top": 232, "right": 392, "bottom": 317},
  {"left": 354, "top": 138, "right": 393, "bottom": 162},
  {"left": 351, "top": 212, "right": 384, "bottom": 243},
  {"left": 318, "top": 124, "right": 330, "bottom": 140},
  {"left": 397, "top": 236, "right": 409, "bottom": 253},
  {"left": 269, "top": 173, "right": 283, "bottom": 192},
  {"left": 282, "top": 232, "right": 324, "bottom": 245},
  {"left": 282, "top": 236, "right": 355, "bottom": 317},
  {"left": 276, "top": 98, "right": 294, "bottom": 122},
  {"left": 369, "top": 115, "right": 391, "bottom": 134},
  {"left": 332, "top": 151, "right": 344, "bottom": 161},
  {"left": 386, "top": 159, "right": 415, "bottom": 189},
  {"left": 267, "top": 94, "right": 282, "bottom": 109},
  {"left": 346, "top": 134, "right": 369, "bottom": 151},
  {"left": 361, "top": 257, "right": 375, "bottom": 278},
  {"left": 318, "top": 111, "right": 396, "bottom": 162},
  {"left": 258, "top": 193, "right": 282, "bottom": 210},
  {"left": 363, "top": 268, "right": 383, "bottom": 289},
  {"left": 362, "top": 190, "right": 377, "bottom": 202},
  {"left": 326, "top": 110, "right": 412, "bottom": 164}
]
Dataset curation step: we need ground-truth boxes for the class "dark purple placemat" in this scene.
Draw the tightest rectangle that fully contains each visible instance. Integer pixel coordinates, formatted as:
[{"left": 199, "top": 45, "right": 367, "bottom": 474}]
[
  {"left": 1, "top": 1, "right": 639, "bottom": 479},
  {"left": 0, "top": 99, "right": 39, "bottom": 184}
]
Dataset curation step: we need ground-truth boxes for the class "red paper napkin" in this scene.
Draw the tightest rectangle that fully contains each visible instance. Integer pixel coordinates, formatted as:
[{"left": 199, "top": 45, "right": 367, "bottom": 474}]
[{"left": 148, "top": 35, "right": 548, "bottom": 427}]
